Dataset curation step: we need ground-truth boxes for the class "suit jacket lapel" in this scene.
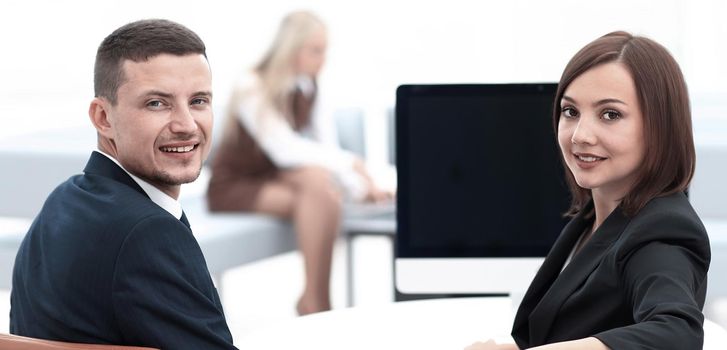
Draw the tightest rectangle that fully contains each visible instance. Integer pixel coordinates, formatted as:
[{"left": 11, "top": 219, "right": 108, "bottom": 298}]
[
  {"left": 512, "top": 205, "right": 591, "bottom": 345},
  {"left": 525, "top": 204, "right": 631, "bottom": 345},
  {"left": 83, "top": 151, "right": 148, "bottom": 199}
]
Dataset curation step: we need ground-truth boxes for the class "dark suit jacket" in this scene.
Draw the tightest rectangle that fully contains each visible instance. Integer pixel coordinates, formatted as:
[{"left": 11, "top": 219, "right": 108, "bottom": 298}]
[
  {"left": 10, "top": 152, "right": 237, "bottom": 350},
  {"left": 512, "top": 192, "right": 710, "bottom": 349}
]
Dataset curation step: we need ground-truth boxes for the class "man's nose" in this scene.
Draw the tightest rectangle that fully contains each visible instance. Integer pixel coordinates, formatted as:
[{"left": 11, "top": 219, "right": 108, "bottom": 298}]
[{"left": 169, "top": 105, "right": 199, "bottom": 134}]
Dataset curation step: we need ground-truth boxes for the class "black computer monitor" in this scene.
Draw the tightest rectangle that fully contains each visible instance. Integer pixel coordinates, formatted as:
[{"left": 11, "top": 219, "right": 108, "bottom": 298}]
[{"left": 395, "top": 83, "right": 571, "bottom": 295}]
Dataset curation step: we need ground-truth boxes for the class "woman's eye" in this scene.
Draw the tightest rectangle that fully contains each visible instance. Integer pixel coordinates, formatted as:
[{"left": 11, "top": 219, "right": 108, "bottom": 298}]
[
  {"left": 562, "top": 107, "right": 578, "bottom": 118},
  {"left": 602, "top": 110, "right": 621, "bottom": 120}
]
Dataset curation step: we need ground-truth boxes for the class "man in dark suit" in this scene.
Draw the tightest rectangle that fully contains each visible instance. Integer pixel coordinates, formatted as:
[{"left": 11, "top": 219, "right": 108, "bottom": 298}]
[{"left": 10, "top": 19, "right": 238, "bottom": 349}]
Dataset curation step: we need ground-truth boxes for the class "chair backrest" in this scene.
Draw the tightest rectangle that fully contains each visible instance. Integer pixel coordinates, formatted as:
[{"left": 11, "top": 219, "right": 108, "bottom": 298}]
[
  {"left": 691, "top": 146, "right": 727, "bottom": 220},
  {"left": 0, "top": 333, "right": 158, "bottom": 350},
  {"left": 334, "top": 107, "right": 366, "bottom": 158}
]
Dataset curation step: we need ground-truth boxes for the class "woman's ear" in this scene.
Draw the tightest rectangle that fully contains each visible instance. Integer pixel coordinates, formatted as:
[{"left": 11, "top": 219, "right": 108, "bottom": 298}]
[{"left": 88, "top": 97, "right": 114, "bottom": 139}]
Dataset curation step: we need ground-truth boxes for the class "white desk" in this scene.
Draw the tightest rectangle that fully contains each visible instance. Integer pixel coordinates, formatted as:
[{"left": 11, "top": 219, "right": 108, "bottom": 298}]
[
  {"left": 236, "top": 297, "right": 514, "bottom": 350},
  {"left": 234, "top": 297, "right": 727, "bottom": 350}
]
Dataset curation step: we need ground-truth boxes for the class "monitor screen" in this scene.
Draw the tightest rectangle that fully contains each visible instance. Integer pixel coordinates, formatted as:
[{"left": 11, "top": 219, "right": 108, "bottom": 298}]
[{"left": 396, "top": 84, "right": 571, "bottom": 259}]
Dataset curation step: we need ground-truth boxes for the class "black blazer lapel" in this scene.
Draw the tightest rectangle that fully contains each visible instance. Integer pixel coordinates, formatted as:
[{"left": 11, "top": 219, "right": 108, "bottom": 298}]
[
  {"left": 526, "top": 205, "right": 631, "bottom": 345},
  {"left": 512, "top": 205, "right": 591, "bottom": 345},
  {"left": 83, "top": 151, "right": 148, "bottom": 199}
]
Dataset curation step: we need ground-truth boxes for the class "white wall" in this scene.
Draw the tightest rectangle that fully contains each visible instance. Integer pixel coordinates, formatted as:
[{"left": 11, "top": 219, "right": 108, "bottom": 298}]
[{"left": 1, "top": 0, "right": 726, "bottom": 155}]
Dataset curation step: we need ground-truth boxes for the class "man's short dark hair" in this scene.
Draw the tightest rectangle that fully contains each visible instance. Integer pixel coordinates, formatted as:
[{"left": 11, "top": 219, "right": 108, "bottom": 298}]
[{"left": 94, "top": 19, "right": 207, "bottom": 104}]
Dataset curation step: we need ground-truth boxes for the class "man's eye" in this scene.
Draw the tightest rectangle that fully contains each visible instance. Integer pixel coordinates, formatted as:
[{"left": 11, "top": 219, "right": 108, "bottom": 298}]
[
  {"left": 191, "top": 98, "right": 207, "bottom": 105},
  {"left": 147, "top": 100, "right": 163, "bottom": 108}
]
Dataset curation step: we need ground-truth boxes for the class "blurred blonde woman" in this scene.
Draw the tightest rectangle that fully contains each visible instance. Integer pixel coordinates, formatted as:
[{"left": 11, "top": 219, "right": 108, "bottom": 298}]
[{"left": 207, "top": 11, "right": 390, "bottom": 315}]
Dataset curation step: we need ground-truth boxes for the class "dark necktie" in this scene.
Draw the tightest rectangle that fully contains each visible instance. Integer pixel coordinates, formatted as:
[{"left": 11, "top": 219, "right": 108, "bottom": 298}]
[{"left": 180, "top": 211, "right": 191, "bottom": 229}]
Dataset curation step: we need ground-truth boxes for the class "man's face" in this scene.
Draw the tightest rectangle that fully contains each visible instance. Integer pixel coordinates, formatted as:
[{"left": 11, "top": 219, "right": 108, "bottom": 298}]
[{"left": 100, "top": 53, "right": 213, "bottom": 197}]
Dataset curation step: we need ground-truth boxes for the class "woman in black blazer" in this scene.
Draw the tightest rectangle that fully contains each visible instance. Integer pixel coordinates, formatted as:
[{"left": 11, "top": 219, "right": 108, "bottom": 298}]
[{"left": 468, "top": 31, "right": 710, "bottom": 349}]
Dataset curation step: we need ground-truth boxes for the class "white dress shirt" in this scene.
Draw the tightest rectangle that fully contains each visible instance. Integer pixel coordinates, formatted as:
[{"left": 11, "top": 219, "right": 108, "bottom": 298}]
[{"left": 96, "top": 150, "right": 183, "bottom": 220}]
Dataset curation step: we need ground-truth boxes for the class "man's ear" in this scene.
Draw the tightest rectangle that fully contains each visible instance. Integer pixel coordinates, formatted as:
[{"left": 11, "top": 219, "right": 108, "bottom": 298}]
[{"left": 88, "top": 97, "right": 114, "bottom": 139}]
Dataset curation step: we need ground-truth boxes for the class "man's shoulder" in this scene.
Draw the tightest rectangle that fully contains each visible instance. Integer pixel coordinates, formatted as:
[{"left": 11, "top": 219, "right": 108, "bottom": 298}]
[
  {"left": 35, "top": 172, "right": 171, "bottom": 243},
  {"left": 32, "top": 173, "right": 197, "bottom": 275},
  {"left": 66, "top": 171, "right": 157, "bottom": 212}
]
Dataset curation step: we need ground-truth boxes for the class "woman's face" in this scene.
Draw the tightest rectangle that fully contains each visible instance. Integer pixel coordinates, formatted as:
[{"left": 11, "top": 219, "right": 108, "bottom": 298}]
[
  {"left": 557, "top": 62, "right": 645, "bottom": 200},
  {"left": 296, "top": 28, "right": 327, "bottom": 77}
]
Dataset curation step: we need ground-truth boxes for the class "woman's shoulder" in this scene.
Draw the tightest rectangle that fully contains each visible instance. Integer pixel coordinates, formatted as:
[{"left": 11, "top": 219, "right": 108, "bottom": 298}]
[
  {"left": 619, "top": 191, "right": 709, "bottom": 255},
  {"left": 635, "top": 192, "right": 704, "bottom": 230}
]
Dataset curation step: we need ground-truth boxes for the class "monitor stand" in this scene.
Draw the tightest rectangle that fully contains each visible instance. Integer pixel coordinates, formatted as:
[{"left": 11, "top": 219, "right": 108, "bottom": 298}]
[{"left": 394, "top": 257, "right": 543, "bottom": 301}]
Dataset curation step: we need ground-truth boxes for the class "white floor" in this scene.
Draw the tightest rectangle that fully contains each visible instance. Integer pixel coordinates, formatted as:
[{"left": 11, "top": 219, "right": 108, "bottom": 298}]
[
  {"left": 2, "top": 236, "right": 727, "bottom": 343},
  {"left": 220, "top": 236, "right": 395, "bottom": 337}
]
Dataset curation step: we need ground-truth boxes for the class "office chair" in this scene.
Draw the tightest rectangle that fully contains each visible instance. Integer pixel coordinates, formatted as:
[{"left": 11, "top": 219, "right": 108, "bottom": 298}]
[{"left": 0, "top": 333, "right": 158, "bottom": 350}]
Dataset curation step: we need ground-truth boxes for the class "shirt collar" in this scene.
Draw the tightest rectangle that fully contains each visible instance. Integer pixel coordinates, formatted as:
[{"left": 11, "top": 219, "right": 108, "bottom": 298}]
[{"left": 96, "top": 150, "right": 183, "bottom": 220}]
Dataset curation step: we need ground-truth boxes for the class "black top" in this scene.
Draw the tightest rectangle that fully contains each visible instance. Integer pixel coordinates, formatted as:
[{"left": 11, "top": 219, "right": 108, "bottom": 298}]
[{"left": 512, "top": 192, "right": 710, "bottom": 349}]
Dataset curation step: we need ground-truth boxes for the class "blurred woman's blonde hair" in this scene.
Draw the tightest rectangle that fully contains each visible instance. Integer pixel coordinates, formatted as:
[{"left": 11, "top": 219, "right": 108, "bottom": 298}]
[{"left": 254, "top": 11, "right": 325, "bottom": 113}]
